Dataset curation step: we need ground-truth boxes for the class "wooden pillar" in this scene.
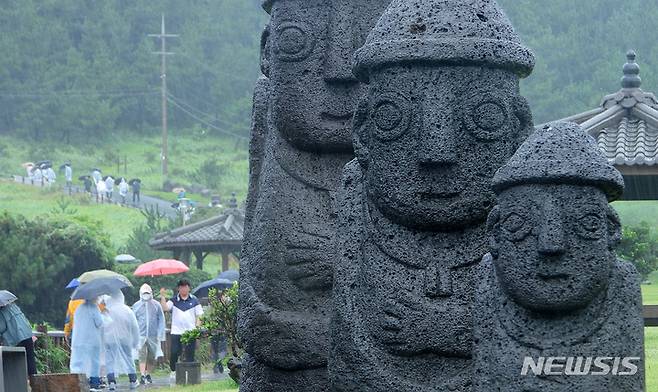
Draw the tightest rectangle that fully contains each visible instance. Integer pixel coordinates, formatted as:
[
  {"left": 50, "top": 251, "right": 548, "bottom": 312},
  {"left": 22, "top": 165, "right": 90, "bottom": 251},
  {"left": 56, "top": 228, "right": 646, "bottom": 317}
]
[
  {"left": 221, "top": 250, "right": 230, "bottom": 272},
  {"left": 180, "top": 249, "right": 192, "bottom": 266},
  {"left": 193, "top": 250, "right": 207, "bottom": 270}
]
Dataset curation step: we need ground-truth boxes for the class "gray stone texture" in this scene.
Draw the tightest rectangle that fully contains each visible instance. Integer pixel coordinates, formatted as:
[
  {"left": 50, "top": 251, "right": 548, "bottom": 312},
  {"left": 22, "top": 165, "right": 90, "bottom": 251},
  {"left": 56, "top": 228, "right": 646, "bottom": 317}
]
[
  {"left": 238, "top": 1, "right": 392, "bottom": 391},
  {"left": 329, "top": 0, "right": 534, "bottom": 390},
  {"left": 473, "top": 122, "right": 644, "bottom": 391}
]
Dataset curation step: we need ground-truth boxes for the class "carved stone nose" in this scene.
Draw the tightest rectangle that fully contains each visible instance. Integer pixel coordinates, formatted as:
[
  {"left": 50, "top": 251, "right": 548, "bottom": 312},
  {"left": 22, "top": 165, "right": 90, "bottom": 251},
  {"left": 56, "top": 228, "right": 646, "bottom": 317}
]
[
  {"left": 537, "top": 205, "right": 566, "bottom": 257},
  {"left": 418, "top": 126, "right": 458, "bottom": 166}
]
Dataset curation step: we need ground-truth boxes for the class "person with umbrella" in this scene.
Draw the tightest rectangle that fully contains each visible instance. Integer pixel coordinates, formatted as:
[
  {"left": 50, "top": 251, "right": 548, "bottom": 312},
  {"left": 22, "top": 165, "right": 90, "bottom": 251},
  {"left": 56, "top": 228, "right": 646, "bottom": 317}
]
[
  {"left": 70, "top": 277, "right": 130, "bottom": 392},
  {"left": 63, "top": 279, "right": 83, "bottom": 344},
  {"left": 0, "top": 291, "right": 37, "bottom": 376},
  {"left": 91, "top": 168, "right": 102, "bottom": 184},
  {"left": 132, "top": 284, "right": 165, "bottom": 385},
  {"left": 44, "top": 165, "right": 56, "bottom": 187},
  {"left": 33, "top": 165, "right": 43, "bottom": 186},
  {"left": 159, "top": 279, "right": 203, "bottom": 382},
  {"left": 118, "top": 178, "right": 129, "bottom": 205},
  {"left": 70, "top": 297, "right": 104, "bottom": 391},
  {"left": 103, "top": 290, "right": 140, "bottom": 390},
  {"left": 130, "top": 179, "right": 141, "bottom": 204}
]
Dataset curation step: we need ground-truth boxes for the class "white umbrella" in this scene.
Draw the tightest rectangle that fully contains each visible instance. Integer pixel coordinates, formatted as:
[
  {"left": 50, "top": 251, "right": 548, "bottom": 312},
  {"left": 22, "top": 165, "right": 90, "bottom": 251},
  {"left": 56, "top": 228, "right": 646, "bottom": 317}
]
[{"left": 115, "top": 254, "right": 139, "bottom": 264}]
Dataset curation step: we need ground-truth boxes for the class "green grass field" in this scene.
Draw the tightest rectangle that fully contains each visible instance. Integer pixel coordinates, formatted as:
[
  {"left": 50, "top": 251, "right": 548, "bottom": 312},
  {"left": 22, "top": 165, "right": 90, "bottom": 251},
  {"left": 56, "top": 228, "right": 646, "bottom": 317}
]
[
  {"left": 0, "top": 132, "right": 250, "bottom": 202},
  {"left": 151, "top": 379, "right": 238, "bottom": 391},
  {"left": 0, "top": 180, "right": 144, "bottom": 247}
]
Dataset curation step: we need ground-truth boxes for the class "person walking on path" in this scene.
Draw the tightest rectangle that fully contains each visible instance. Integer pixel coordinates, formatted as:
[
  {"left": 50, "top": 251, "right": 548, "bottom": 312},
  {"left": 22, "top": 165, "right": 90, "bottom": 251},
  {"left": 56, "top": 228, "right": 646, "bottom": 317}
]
[
  {"left": 105, "top": 176, "right": 114, "bottom": 201},
  {"left": 103, "top": 291, "right": 140, "bottom": 391},
  {"left": 92, "top": 169, "right": 102, "bottom": 184},
  {"left": 118, "top": 179, "right": 129, "bottom": 205},
  {"left": 131, "top": 180, "right": 141, "bottom": 204},
  {"left": 33, "top": 166, "right": 43, "bottom": 186},
  {"left": 70, "top": 298, "right": 104, "bottom": 391},
  {"left": 160, "top": 280, "right": 203, "bottom": 382},
  {"left": 132, "top": 284, "right": 165, "bottom": 385},
  {"left": 96, "top": 180, "right": 106, "bottom": 203},
  {"left": 64, "top": 298, "right": 85, "bottom": 344},
  {"left": 45, "top": 166, "right": 56, "bottom": 187},
  {"left": 83, "top": 176, "right": 93, "bottom": 195},
  {"left": 64, "top": 163, "right": 73, "bottom": 191},
  {"left": 0, "top": 297, "right": 37, "bottom": 376}
]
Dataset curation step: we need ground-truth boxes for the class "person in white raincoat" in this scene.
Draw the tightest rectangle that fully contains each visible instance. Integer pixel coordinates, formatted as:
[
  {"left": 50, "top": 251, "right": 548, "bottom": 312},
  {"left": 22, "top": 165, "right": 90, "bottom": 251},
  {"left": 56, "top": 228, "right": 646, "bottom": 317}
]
[
  {"left": 70, "top": 298, "right": 104, "bottom": 391},
  {"left": 45, "top": 166, "right": 56, "bottom": 186},
  {"left": 118, "top": 179, "right": 129, "bottom": 205},
  {"left": 132, "top": 284, "right": 165, "bottom": 385},
  {"left": 33, "top": 167, "right": 43, "bottom": 185},
  {"left": 103, "top": 290, "right": 140, "bottom": 391},
  {"left": 96, "top": 180, "right": 106, "bottom": 203},
  {"left": 105, "top": 176, "right": 114, "bottom": 201},
  {"left": 65, "top": 163, "right": 73, "bottom": 188}
]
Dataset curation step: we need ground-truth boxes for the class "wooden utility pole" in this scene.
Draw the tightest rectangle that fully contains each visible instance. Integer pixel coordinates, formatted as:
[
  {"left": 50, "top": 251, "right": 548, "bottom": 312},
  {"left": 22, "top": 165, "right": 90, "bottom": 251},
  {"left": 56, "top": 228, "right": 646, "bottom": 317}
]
[{"left": 149, "top": 14, "right": 178, "bottom": 183}]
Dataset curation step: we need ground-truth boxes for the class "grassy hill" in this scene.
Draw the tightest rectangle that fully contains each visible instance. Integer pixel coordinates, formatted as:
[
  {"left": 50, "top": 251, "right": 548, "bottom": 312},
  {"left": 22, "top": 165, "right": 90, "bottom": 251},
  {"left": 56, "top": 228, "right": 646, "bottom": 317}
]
[{"left": 0, "top": 131, "right": 250, "bottom": 203}]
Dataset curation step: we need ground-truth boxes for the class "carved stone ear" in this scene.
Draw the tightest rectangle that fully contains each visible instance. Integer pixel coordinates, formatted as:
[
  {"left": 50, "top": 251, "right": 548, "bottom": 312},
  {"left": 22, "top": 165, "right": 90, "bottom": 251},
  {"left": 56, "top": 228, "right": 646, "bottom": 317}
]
[
  {"left": 606, "top": 205, "right": 622, "bottom": 249},
  {"left": 513, "top": 95, "right": 533, "bottom": 138},
  {"left": 486, "top": 205, "right": 501, "bottom": 257},
  {"left": 260, "top": 24, "right": 271, "bottom": 77},
  {"left": 352, "top": 98, "right": 370, "bottom": 170}
]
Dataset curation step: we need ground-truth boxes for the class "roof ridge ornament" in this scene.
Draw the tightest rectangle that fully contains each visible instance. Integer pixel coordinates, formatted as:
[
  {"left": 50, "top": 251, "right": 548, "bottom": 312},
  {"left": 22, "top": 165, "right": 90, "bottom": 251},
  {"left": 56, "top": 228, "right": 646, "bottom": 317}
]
[{"left": 622, "top": 50, "right": 642, "bottom": 90}]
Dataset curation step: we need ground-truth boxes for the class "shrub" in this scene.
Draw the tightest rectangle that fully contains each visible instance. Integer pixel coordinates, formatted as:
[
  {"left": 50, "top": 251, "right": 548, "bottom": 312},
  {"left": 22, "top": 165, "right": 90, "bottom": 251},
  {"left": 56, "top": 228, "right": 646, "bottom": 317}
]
[{"left": 619, "top": 221, "right": 658, "bottom": 281}]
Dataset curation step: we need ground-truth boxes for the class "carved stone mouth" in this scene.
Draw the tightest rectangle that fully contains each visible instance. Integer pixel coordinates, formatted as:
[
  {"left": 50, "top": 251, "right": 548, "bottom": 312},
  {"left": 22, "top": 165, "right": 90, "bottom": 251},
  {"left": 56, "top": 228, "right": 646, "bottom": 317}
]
[
  {"left": 321, "top": 112, "right": 352, "bottom": 123},
  {"left": 537, "top": 272, "right": 570, "bottom": 281},
  {"left": 417, "top": 189, "right": 463, "bottom": 199}
]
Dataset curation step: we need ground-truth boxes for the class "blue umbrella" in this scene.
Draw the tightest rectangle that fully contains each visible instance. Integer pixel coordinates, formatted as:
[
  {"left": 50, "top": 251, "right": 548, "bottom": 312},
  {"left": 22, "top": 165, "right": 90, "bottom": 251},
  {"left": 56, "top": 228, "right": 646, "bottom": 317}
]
[
  {"left": 65, "top": 278, "right": 80, "bottom": 289},
  {"left": 70, "top": 277, "right": 129, "bottom": 300},
  {"left": 192, "top": 278, "right": 234, "bottom": 298},
  {"left": 217, "top": 270, "right": 239, "bottom": 282}
]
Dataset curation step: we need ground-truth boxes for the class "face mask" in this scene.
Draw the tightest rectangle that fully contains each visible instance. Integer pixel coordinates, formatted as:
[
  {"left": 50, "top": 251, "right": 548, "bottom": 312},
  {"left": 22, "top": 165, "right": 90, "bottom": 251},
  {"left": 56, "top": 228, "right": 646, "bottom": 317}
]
[{"left": 141, "top": 293, "right": 152, "bottom": 301}]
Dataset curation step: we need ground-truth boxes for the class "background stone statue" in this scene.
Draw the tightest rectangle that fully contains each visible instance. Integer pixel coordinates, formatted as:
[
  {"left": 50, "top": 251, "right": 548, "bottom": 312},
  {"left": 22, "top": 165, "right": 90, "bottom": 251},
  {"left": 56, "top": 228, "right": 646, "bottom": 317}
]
[
  {"left": 473, "top": 122, "right": 645, "bottom": 391},
  {"left": 329, "top": 0, "right": 534, "bottom": 390},
  {"left": 238, "top": 1, "right": 392, "bottom": 390}
]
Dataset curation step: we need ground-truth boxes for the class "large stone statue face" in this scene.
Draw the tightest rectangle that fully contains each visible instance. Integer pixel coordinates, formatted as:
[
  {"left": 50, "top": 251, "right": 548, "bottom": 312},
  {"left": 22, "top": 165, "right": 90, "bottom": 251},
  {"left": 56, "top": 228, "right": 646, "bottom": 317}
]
[
  {"left": 491, "top": 184, "right": 619, "bottom": 312},
  {"left": 266, "top": 0, "right": 390, "bottom": 153},
  {"left": 354, "top": 65, "right": 531, "bottom": 231}
]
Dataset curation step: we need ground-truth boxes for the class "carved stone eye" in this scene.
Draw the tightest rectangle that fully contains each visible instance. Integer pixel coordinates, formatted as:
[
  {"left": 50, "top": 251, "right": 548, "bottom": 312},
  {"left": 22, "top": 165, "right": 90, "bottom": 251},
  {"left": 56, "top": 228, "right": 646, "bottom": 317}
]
[
  {"left": 575, "top": 212, "right": 604, "bottom": 240},
  {"left": 275, "top": 22, "right": 315, "bottom": 61},
  {"left": 371, "top": 93, "right": 411, "bottom": 141},
  {"left": 464, "top": 94, "right": 512, "bottom": 141},
  {"left": 501, "top": 211, "right": 531, "bottom": 242}
]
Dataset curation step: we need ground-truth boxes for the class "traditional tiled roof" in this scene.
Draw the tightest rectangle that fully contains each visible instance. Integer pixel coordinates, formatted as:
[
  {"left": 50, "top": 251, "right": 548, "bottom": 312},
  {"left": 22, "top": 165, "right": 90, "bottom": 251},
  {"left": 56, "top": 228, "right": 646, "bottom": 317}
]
[
  {"left": 149, "top": 207, "right": 245, "bottom": 250},
  {"left": 550, "top": 51, "right": 658, "bottom": 170}
]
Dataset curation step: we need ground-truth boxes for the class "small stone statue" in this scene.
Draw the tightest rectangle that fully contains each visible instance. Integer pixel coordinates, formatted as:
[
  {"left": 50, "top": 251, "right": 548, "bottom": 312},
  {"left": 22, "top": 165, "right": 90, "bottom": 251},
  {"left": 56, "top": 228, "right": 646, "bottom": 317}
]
[
  {"left": 473, "top": 122, "right": 645, "bottom": 391},
  {"left": 329, "top": 0, "right": 534, "bottom": 390},
  {"left": 238, "top": 1, "right": 392, "bottom": 391}
]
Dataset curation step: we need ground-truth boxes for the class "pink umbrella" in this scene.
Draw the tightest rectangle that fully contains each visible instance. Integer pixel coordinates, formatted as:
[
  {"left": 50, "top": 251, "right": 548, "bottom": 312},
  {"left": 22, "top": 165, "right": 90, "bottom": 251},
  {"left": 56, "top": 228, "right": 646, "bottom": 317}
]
[{"left": 134, "top": 259, "right": 189, "bottom": 277}]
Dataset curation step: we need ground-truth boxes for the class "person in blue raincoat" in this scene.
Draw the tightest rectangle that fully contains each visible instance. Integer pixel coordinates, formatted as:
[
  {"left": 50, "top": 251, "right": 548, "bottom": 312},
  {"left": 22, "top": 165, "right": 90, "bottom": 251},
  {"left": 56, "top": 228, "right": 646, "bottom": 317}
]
[
  {"left": 103, "top": 290, "right": 140, "bottom": 391},
  {"left": 0, "top": 301, "right": 37, "bottom": 375},
  {"left": 132, "top": 284, "right": 165, "bottom": 385},
  {"left": 70, "top": 298, "right": 104, "bottom": 391}
]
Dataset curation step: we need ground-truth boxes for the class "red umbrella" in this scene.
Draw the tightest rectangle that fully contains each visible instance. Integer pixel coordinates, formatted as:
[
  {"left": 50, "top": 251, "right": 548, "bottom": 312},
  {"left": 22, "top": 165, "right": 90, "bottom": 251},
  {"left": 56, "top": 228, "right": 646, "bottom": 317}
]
[{"left": 134, "top": 259, "right": 189, "bottom": 277}]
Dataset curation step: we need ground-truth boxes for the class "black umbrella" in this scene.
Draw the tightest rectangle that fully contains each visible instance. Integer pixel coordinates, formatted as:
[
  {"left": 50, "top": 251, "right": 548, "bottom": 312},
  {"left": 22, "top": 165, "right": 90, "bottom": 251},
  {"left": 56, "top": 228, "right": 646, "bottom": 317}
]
[
  {"left": 36, "top": 160, "right": 51, "bottom": 167},
  {"left": 70, "top": 277, "right": 129, "bottom": 300},
  {"left": 217, "top": 270, "right": 239, "bottom": 282},
  {"left": 114, "top": 177, "right": 126, "bottom": 185},
  {"left": 102, "top": 175, "right": 114, "bottom": 181},
  {"left": 192, "top": 278, "right": 234, "bottom": 298},
  {"left": 78, "top": 175, "right": 91, "bottom": 181},
  {"left": 59, "top": 163, "right": 71, "bottom": 170},
  {"left": 128, "top": 178, "right": 141, "bottom": 185}
]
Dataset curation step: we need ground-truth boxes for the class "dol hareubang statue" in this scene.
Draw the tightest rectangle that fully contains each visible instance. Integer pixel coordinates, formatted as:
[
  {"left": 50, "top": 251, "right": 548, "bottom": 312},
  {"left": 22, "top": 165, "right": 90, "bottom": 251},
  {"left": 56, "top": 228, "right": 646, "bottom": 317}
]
[
  {"left": 238, "top": 1, "right": 392, "bottom": 391},
  {"left": 329, "top": 0, "right": 534, "bottom": 390},
  {"left": 473, "top": 122, "right": 645, "bottom": 391}
]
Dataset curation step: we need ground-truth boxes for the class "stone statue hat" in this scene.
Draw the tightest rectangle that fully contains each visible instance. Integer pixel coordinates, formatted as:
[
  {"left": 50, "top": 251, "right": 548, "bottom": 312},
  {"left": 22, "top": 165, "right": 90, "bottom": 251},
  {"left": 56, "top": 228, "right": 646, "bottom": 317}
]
[
  {"left": 353, "top": 0, "right": 535, "bottom": 82},
  {"left": 492, "top": 121, "right": 625, "bottom": 201},
  {"left": 262, "top": 0, "right": 273, "bottom": 13}
]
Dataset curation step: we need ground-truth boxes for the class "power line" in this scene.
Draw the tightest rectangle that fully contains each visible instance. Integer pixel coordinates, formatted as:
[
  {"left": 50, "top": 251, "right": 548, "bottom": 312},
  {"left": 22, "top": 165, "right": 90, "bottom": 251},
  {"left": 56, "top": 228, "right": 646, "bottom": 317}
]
[
  {"left": 166, "top": 92, "right": 244, "bottom": 129},
  {"left": 166, "top": 96, "right": 248, "bottom": 140},
  {"left": 0, "top": 90, "right": 158, "bottom": 98}
]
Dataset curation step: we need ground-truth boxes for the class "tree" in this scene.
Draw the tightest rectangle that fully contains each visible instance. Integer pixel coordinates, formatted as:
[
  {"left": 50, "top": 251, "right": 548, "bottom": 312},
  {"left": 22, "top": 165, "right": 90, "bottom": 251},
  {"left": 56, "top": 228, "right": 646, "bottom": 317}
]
[
  {"left": 618, "top": 222, "right": 658, "bottom": 281},
  {"left": 0, "top": 212, "right": 113, "bottom": 325}
]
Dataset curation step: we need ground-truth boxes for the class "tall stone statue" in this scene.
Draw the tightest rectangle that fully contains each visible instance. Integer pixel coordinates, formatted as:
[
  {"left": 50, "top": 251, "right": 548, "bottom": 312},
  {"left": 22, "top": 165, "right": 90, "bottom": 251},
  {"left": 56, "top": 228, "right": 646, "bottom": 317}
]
[
  {"left": 238, "top": 1, "right": 392, "bottom": 391},
  {"left": 473, "top": 122, "right": 645, "bottom": 391},
  {"left": 329, "top": 0, "right": 534, "bottom": 390}
]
